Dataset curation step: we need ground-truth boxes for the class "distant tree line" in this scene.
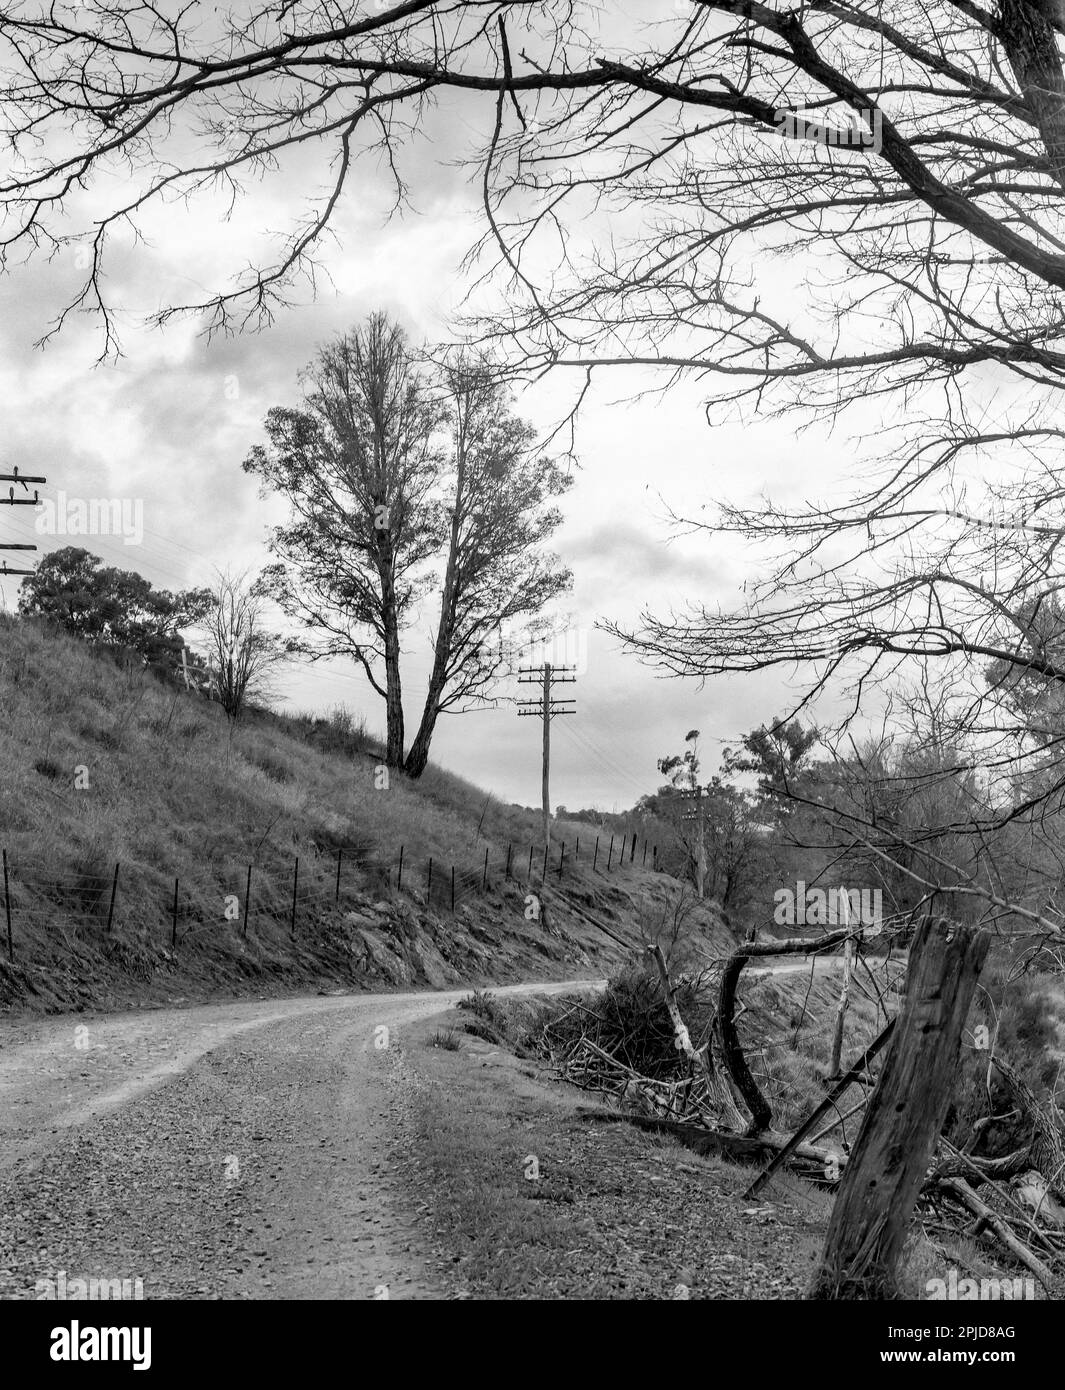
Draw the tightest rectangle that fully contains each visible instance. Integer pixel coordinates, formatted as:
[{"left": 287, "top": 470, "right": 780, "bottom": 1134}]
[{"left": 16, "top": 548, "right": 287, "bottom": 722}]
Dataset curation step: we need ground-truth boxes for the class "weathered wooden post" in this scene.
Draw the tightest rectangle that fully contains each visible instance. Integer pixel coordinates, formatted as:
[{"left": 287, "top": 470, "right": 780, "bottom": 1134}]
[
  {"left": 811, "top": 916, "right": 989, "bottom": 1300},
  {"left": 106, "top": 862, "right": 120, "bottom": 932},
  {"left": 826, "top": 890, "right": 855, "bottom": 1081},
  {"left": 3, "top": 849, "right": 11, "bottom": 961},
  {"left": 826, "top": 934, "right": 853, "bottom": 1081}
]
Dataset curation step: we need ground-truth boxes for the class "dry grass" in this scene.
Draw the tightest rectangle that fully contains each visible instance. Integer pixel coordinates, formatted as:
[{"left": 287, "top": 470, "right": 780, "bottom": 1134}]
[
  {"left": 0, "top": 615, "right": 699, "bottom": 1012},
  {"left": 405, "top": 1009, "right": 830, "bottom": 1299},
  {"left": 0, "top": 616, "right": 554, "bottom": 884},
  {"left": 420, "top": 969, "right": 1043, "bottom": 1300}
]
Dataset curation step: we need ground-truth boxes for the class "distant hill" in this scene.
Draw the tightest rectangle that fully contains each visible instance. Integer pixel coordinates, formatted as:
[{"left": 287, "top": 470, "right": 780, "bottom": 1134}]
[{"left": 0, "top": 615, "right": 728, "bottom": 1013}]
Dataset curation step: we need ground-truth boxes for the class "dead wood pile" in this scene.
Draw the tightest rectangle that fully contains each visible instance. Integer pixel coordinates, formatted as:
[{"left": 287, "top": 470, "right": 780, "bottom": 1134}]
[{"left": 535, "top": 930, "right": 1065, "bottom": 1295}]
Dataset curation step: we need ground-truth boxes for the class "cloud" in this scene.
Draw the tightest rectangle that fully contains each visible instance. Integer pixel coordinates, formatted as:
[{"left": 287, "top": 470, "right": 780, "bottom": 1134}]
[
  {"left": 564, "top": 520, "right": 720, "bottom": 584},
  {"left": 0, "top": 54, "right": 847, "bottom": 811}
]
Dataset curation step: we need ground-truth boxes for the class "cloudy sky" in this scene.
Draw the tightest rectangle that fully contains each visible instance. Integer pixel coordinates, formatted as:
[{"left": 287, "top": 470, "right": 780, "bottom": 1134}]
[{"left": 0, "top": 6, "right": 860, "bottom": 812}]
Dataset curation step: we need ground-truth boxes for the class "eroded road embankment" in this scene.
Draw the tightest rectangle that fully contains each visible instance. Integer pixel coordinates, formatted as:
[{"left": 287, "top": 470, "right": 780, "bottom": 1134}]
[{"left": 0, "top": 981, "right": 598, "bottom": 1300}]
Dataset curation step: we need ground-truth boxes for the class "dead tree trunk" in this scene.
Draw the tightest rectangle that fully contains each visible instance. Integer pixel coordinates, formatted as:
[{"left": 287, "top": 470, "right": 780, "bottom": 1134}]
[
  {"left": 810, "top": 916, "right": 989, "bottom": 1300},
  {"left": 826, "top": 937, "right": 853, "bottom": 1081},
  {"left": 716, "top": 930, "right": 849, "bottom": 1135},
  {"left": 646, "top": 942, "right": 746, "bottom": 1130}
]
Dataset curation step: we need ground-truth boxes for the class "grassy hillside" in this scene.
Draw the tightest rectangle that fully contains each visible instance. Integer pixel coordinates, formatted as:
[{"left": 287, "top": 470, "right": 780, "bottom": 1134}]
[{"left": 0, "top": 615, "right": 724, "bottom": 1013}]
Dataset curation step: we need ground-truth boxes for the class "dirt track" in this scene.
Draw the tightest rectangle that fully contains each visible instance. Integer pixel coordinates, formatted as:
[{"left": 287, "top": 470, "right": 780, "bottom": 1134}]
[
  {"left": 0, "top": 955, "right": 844, "bottom": 1301},
  {"left": 0, "top": 981, "right": 598, "bottom": 1300}
]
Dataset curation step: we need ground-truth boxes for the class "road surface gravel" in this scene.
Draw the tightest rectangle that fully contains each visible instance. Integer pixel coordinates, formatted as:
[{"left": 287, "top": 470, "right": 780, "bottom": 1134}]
[{"left": 0, "top": 982, "right": 597, "bottom": 1300}]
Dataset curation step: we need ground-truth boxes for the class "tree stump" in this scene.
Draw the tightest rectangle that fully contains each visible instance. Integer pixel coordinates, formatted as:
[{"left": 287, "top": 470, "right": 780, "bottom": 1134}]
[{"left": 810, "top": 916, "right": 989, "bottom": 1299}]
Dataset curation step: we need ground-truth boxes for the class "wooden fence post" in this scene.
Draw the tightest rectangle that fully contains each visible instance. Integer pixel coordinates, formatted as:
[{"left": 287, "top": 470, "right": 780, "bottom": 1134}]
[
  {"left": 607, "top": 835, "right": 614, "bottom": 870},
  {"left": 242, "top": 865, "right": 251, "bottom": 938},
  {"left": 528, "top": 845, "right": 534, "bottom": 879},
  {"left": 630, "top": 833, "right": 636, "bottom": 863},
  {"left": 811, "top": 917, "right": 990, "bottom": 1300},
  {"left": 427, "top": 857, "right": 433, "bottom": 904},
  {"left": 290, "top": 857, "right": 299, "bottom": 938},
  {"left": 826, "top": 935, "right": 854, "bottom": 1081},
  {"left": 541, "top": 844, "right": 548, "bottom": 882},
  {"left": 3, "top": 849, "right": 12, "bottom": 962},
  {"left": 642, "top": 842, "right": 648, "bottom": 867},
  {"left": 558, "top": 843, "right": 565, "bottom": 879},
  {"left": 505, "top": 843, "right": 512, "bottom": 879},
  {"left": 593, "top": 836, "right": 599, "bottom": 871},
  {"left": 106, "top": 862, "right": 120, "bottom": 932}
]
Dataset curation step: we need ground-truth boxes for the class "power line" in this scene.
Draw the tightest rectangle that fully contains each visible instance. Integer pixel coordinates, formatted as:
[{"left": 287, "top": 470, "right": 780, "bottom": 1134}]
[
  {"left": 0, "top": 468, "right": 46, "bottom": 577},
  {"left": 516, "top": 661, "right": 576, "bottom": 851},
  {"left": 554, "top": 718, "right": 650, "bottom": 800}
]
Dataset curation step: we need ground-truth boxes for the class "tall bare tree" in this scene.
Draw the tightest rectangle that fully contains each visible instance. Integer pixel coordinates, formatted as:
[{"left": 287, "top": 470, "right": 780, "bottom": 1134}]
[
  {"left": 245, "top": 312, "right": 443, "bottom": 768},
  {"left": 403, "top": 360, "right": 572, "bottom": 777}
]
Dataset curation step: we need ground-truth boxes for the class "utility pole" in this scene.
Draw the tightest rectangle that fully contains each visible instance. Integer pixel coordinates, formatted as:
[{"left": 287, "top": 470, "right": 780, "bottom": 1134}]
[
  {"left": 0, "top": 468, "right": 46, "bottom": 578},
  {"left": 681, "top": 784, "right": 708, "bottom": 899},
  {"left": 517, "top": 662, "right": 576, "bottom": 854}
]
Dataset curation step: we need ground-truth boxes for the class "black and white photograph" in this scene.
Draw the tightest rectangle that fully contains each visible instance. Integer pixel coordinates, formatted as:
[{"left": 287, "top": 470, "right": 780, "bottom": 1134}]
[{"left": 0, "top": 0, "right": 1060, "bottom": 1354}]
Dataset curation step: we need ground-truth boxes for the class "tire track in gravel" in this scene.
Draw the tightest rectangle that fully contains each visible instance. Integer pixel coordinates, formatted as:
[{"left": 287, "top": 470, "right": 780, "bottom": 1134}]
[{"left": 0, "top": 981, "right": 599, "bottom": 1300}]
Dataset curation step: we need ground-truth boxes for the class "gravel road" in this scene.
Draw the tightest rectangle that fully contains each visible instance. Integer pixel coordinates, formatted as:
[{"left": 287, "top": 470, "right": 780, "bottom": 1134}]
[{"left": 0, "top": 981, "right": 599, "bottom": 1301}]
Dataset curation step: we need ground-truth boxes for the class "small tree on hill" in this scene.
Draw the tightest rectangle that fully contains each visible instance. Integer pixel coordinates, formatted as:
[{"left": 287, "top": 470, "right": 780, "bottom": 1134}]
[
  {"left": 18, "top": 547, "right": 211, "bottom": 670},
  {"left": 199, "top": 570, "right": 290, "bottom": 721}
]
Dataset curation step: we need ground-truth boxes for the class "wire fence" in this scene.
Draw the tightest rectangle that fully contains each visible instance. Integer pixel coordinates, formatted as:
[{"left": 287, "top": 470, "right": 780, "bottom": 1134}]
[{"left": 0, "top": 830, "right": 663, "bottom": 962}]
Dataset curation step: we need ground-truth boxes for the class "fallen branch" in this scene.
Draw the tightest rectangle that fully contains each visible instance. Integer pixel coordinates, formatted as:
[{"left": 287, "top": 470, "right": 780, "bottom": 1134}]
[
  {"left": 935, "top": 1177, "right": 1056, "bottom": 1292},
  {"left": 718, "top": 929, "right": 851, "bottom": 1135},
  {"left": 646, "top": 941, "right": 746, "bottom": 1130},
  {"left": 574, "top": 1106, "right": 846, "bottom": 1172}
]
